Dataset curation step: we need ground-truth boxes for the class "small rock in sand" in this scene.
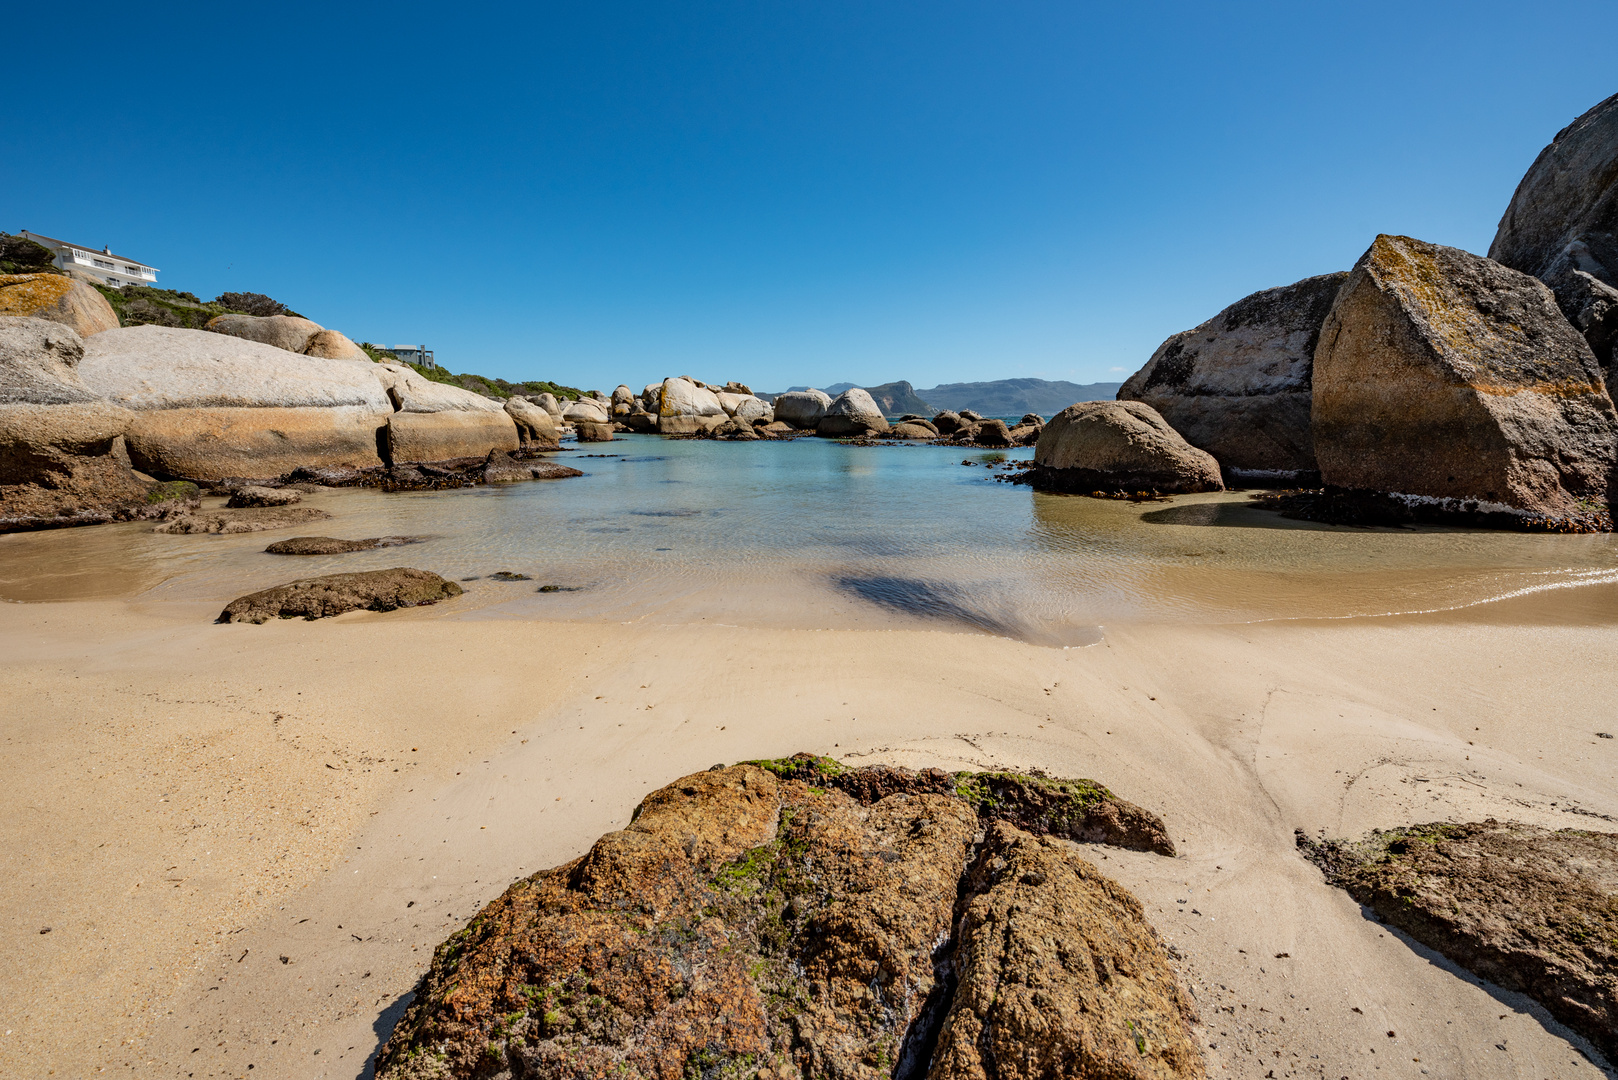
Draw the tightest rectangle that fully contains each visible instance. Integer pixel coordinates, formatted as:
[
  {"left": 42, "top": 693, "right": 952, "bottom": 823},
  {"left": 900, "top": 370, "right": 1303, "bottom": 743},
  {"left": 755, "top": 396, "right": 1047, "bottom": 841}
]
[
  {"left": 263, "top": 536, "right": 425, "bottom": 555},
  {"left": 217, "top": 568, "right": 463, "bottom": 623},
  {"left": 155, "top": 507, "right": 331, "bottom": 534}
]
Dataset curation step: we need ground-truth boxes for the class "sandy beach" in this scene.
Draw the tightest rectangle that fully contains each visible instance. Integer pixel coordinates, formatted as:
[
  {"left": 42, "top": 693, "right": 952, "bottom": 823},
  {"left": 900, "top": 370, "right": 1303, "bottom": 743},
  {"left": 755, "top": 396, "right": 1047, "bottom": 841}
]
[{"left": 1, "top": 578, "right": 1614, "bottom": 1079}]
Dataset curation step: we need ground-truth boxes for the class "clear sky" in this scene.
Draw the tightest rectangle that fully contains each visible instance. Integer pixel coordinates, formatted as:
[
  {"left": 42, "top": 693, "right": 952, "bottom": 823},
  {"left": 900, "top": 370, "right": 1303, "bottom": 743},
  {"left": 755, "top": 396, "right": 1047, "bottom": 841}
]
[{"left": 7, "top": 2, "right": 1615, "bottom": 393}]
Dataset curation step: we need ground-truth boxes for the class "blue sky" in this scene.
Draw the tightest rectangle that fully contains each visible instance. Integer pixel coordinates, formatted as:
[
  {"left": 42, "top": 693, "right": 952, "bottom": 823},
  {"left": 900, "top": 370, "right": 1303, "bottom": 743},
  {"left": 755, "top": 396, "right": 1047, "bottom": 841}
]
[{"left": 6, "top": 2, "right": 1615, "bottom": 392}]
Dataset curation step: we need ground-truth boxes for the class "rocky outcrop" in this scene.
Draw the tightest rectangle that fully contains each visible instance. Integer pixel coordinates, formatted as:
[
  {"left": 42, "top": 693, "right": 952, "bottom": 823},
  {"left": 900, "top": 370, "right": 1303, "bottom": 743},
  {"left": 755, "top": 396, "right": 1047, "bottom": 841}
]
[
  {"left": 1490, "top": 92, "right": 1618, "bottom": 374},
  {"left": 225, "top": 485, "right": 300, "bottom": 508},
  {"left": 0, "top": 275, "right": 120, "bottom": 337},
  {"left": 532, "top": 391, "right": 563, "bottom": 418},
  {"left": 1313, "top": 235, "right": 1617, "bottom": 524},
  {"left": 1301, "top": 821, "right": 1618, "bottom": 1063},
  {"left": 218, "top": 567, "right": 463, "bottom": 623},
  {"left": 0, "top": 317, "right": 172, "bottom": 530},
  {"left": 375, "top": 755, "right": 1194, "bottom": 1080},
  {"left": 1119, "top": 272, "right": 1347, "bottom": 477},
  {"left": 1028, "top": 401, "right": 1223, "bottom": 493},
  {"left": 654, "top": 376, "right": 726, "bottom": 422},
  {"left": 78, "top": 326, "right": 391, "bottom": 478},
  {"left": 932, "top": 410, "right": 965, "bottom": 435},
  {"left": 773, "top": 388, "right": 833, "bottom": 429},
  {"left": 155, "top": 506, "right": 330, "bottom": 534},
  {"left": 817, "top": 388, "right": 890, "bottom": 437},
  {"left": 264, "top": 535, "right": 425, "bottom": 555},
  {"left": 203, "top": 313, "right": 324, "bottom": 354},
  {"left": 574, "top": 421, "right": 615, "bottom": 442},
  {"left": 504, "top": 396, "right": 561, "bottom": 450},
  {"left": 368, "top": 362, "right": 520, "bottom": 464},
  {"left": 301, "top": 328, "right": 369, "bottom": 361},
  {"left": 482, "top": 449, "right": 586, "bottom": 483}
]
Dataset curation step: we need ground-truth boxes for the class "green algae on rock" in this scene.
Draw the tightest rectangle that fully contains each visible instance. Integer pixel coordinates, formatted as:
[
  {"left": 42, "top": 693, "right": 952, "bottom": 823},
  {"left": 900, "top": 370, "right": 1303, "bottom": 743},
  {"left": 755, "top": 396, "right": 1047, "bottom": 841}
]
[
  {"left": 1299, "top": 820, "right": 1618, "bottom": 1062},
  {"left": 375, "top": 758, "right": 1197, "bottom": 1080}
]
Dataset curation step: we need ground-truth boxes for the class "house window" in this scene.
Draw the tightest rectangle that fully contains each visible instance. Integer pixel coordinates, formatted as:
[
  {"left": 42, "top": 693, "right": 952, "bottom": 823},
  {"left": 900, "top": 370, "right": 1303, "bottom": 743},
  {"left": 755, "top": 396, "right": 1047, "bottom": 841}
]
[
  {"left": 125, "top": 265, "right": 141, "bottom": 274},
  {"left": 94, "top": 258, "right": 114, "bottom": 269},
  {"left": 107, "top": 278, "right": 120, "bottom": 287}
]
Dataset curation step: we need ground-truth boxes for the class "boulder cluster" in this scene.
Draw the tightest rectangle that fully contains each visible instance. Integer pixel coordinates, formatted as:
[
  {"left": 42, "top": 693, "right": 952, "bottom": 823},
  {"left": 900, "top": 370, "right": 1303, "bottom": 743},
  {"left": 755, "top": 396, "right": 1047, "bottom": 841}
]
[
  {"left": 1085, "top": 91, "right": 1618, "bottom": 527},
  {"left": 0, "top": 291, "right": 579, "bottom": 531}
]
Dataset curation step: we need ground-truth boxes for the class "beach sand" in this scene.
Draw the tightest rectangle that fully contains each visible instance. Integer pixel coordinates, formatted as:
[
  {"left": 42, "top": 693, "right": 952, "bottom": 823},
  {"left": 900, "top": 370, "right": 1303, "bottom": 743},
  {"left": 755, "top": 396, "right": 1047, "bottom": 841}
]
[{"left": 1, "top": 585, "right": 1615, "bottom": 1078}]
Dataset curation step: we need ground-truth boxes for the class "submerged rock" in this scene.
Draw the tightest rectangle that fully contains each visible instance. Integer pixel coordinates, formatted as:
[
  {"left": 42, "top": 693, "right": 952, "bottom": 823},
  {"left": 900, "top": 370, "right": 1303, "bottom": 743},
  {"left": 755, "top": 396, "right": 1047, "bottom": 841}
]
[
  {"left": 375, "top": 755, "right": 1195, "bottom": 1080},
  {"left": 154, "top": 506, "right": 330, "bottom": 534},
  {"left": 1029, "top": 401, "right": 1223, "bottom": 494},
  {"left": 1313, "top": 234, "right": 1617, "bottom": 525},
  {"left": 1119, "top": 272, "right": 1347, "bottom": 477},
  {"left": 218, "top": 567, "right": 462, "bottom": 623},
  {"left": 263, "top": 535, "right": 426, "bottom": 555},
  {"left": 481, "top": 449, "right": 586, "bottom": 483},
  {"left": 1300, "top": 821, "right": 1618, "bottom": 1063},
  {"left": 225, "top": 485, "right": 301, "bottom": 508}
]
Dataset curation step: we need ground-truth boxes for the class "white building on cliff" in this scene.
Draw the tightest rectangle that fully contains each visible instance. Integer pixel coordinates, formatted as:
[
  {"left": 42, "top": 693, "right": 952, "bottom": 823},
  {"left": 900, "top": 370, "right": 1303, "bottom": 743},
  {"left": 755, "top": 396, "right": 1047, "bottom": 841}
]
[{"left": 19, "top": 230, "right": 159, "bottom": 289}]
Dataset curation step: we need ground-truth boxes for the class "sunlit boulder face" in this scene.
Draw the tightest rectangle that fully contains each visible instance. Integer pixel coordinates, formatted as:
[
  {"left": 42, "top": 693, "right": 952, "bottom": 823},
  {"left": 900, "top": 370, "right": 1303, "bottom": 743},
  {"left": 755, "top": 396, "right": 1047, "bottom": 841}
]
[
  {"left": 368, "top": 362, "right": 519, "bottom": 463},
  {"left": 1119, "top": 272, "right": 1347, "bottom": 478},
  {"left": 1031, "top": 400, "right": 1223, "bottom": 493},
  {"left": 78, "top": 325, "right": 391, "bottom": 478},
  {"left": 0, "top": 274, "right": 120, "bottom": 337},
  {"left": 204, "top": 312, "right": 324, "bottom": 354},
  {"left": 562, "top": 398, "right": 611, "bottom": 424},
  {"left": 1313, "top": 234, "right": 1617, "bottom": 522},
  {"left": 1490, "top": 91, "right": 1618, "bottom": 378},
  {"left": 656, "top": 376, "right": 725, "bottom": 418},
  {"left": 301, "top": 328, "right": 369, "bottom": 361},
  {"left": 504, "top": 396, "right": 561, "bottom": 450},
  {"left": 817, "top": 387, "right": 889, "bottom": 436},
  {"left": 771, "top": 388, "right": 832, "bottom": 429}
]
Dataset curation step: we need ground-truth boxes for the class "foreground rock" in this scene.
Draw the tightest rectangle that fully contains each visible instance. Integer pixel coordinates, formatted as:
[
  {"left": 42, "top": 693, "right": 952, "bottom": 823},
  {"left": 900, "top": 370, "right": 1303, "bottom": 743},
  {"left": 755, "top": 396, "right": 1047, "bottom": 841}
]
[
  {"left": 1028, "top": 401, "right": 1223, "bottom": 494},
  {"left": 218, "top": 567, "right": 463, "bottom": 623},
  {"left": 1313, "top": 234, "right": 1617, "bottom": 526},
  {"left": 369, "top": 362, "right": 519, "bottom": 464},
  {"left": 0, "top": 274, "right": 120, "bottom": 337},
  {"left": 1119, "top": 272, "right": 1347, "bottom": 477},
  {"left": 1300, "top": 821, "right": 1618, "bottom": 1063},
  {"left": 817, "top": 387, "right": 890, "bottom": 436},
  {"left": 503, "top": 396, "right": 561, "bottom": 450},
  {"left": 1490, "top": 92, "right": 1618, "bottom": 374},
  {"left": 154, "top": 506, "right": 330, "bottom": 534},
  {"left": 204, "top": 313, "right": 324, "bottom": 353},
  {"left": 376, "top": 755, "right": 1195, "bottom": 1080},
  {"left": 481, "top": 449, "right": 586, "bottom": 483},
  {"left": 264, "top": 535, "right": 426, "bottom": 555}
]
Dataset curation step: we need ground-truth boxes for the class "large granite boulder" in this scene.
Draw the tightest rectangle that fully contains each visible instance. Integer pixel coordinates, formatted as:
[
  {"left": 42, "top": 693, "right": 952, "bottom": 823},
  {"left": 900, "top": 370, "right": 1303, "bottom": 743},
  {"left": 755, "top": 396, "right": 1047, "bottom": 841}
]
[
  {"left": 1490, "top": 92, "right": 1618, "bottom": 373},
  {"left": 0, "top": 274, "right": 120, "bottom": 337},
  {"left": 610, "top": 384, "right": 636, "bottom": 416},
  {"left": 817, "top": 387, "right": 890, "bottom": 436},
  {"left": 1031, "top": 400, "right": 1224, "bottom": 493},
  {"left": 655, "top": 376, "right": 725, "bottom": 419},
  {"left": 204, "top": 313, "right": 323, "bottom": 354},
  {"left": 1313, "top": 235, "right": 1618, "bottom": 522},
  {"left": 301, "top": 328, "right": 368, "bottom": 361},
  {"left": 716, "top": 390, "right": 772, "bottom": 421},
  {"left": 375, "top": 755, "right": 1196, "bottom": 1080},
  {"left": 218, "top": 567, "right": 463, "bottom": 623},
  {"left": 772, "top": 388, "right": 832, "bottom": 428},
  {"left": 504, "top": 396, "right": 561, "bottom": 450},
  {"left": 562, "top": 398, "right": 611, "bottom": 424},
  {"left": 532, "top": 391, "right": 563, "bottom": 418},
  {"left": 369, "top": 362, "right": 520, "bottom": 464},
  {"left": 0, "top": 317, "right": 156, "bottom": 530},
  {"left": 1119, "top": 272, "right": 1348, "bottom": 477},
  {"left": 78, "top": 325, "right": 391, "bottom": 478}
]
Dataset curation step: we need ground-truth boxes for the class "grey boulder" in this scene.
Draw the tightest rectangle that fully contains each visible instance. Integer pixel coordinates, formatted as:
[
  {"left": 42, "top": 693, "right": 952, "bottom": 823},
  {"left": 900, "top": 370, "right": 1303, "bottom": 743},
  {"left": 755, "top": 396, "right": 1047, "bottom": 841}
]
[
  {"left": 817, "top": 388, "right": 890, "bottom": 436},
  {"left": 1119, "top": 272, "right": 1347, "bottom": 477},
  {"left": 1031, "top": 401, "right": 1223, "bottom": 493},
  {"left": 772, "top": 388, "right": 832, "bottom": 428}
]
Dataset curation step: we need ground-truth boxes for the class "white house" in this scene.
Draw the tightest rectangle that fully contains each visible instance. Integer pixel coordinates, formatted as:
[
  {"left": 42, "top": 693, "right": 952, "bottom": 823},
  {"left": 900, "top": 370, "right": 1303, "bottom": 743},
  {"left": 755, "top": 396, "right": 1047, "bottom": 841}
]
[
  {"left": 385, "top": 345, "right": 436, "bottom": 369},
  {"left": 19, "top": 230, "right": 159, "bottom": 289}
]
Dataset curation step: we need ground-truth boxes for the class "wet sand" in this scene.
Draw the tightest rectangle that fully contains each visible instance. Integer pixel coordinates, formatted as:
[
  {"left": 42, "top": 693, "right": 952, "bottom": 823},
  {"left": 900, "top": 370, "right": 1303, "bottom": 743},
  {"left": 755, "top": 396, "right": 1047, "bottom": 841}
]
[{"left": 1, "top": 581, "right": 1615, "bottom": 1078}]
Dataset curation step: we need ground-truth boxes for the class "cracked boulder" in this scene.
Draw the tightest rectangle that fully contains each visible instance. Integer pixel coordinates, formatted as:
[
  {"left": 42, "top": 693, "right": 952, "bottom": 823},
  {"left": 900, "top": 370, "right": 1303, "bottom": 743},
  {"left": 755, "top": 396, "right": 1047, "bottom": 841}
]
[
  {"left": 1300, "top": 821, "right": 1618, "bottom": 1063},
  {"left": 374, "top": 754, "right": 1197, "bottom": 1080}
]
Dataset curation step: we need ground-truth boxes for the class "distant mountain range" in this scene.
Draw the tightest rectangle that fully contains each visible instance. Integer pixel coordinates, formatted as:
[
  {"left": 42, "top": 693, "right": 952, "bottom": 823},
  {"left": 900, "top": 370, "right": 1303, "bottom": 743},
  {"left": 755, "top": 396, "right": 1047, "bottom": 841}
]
[{"left": 763, "top": 377, "right": 1122, "bottom": 417}]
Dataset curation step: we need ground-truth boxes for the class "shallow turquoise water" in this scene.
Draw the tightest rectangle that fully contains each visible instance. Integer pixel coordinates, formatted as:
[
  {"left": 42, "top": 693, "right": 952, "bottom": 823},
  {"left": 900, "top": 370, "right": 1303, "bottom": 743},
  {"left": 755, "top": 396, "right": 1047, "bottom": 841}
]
[{"left": 4, "top": 433, "right": 1616, "bottom": 639}]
